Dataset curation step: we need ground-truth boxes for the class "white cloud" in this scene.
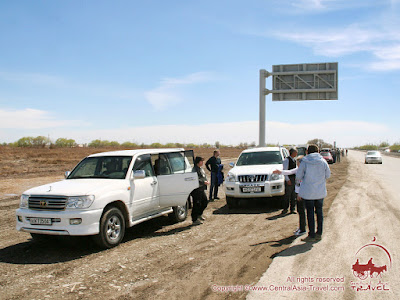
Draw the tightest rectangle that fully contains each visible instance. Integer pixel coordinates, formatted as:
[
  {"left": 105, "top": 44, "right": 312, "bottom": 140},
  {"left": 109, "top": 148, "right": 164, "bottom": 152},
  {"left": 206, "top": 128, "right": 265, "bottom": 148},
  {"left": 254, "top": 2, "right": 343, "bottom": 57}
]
[
  {"left": 0, "top": 71, "right": 66, "bottom": 86},
  {"left": 288, "top": 0, "right": 382, "bottom": 14},
  {"left": 144, "top": 72, "right": 214, "bottom": 110},
  {"left": 269, "top": 23, "right": 400, "bottom": 71},
  {"left": 8, "top": 119, "right": 393, "bottom": 148},
  {"left": 0, "top": 108, "right": 89, "bottom": 129}
]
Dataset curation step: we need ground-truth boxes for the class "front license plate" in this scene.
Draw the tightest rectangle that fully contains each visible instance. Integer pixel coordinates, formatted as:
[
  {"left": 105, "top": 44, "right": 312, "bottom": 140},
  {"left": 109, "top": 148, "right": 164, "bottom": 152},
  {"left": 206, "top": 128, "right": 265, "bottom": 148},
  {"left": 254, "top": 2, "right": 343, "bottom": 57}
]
[
  {"left": 29, "top": 218, "right": 52, "bottom": 225},
  {"left": 242, "top": 187, "right": 262, "bottom": 193}
]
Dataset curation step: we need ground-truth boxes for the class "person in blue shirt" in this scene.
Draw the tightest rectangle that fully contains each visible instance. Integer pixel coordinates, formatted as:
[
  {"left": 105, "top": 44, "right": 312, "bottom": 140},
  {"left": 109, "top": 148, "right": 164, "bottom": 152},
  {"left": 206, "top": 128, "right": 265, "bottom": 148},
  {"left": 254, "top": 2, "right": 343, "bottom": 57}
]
[{"left": 296, "top": 144, "right": 331, "bottom": 242}]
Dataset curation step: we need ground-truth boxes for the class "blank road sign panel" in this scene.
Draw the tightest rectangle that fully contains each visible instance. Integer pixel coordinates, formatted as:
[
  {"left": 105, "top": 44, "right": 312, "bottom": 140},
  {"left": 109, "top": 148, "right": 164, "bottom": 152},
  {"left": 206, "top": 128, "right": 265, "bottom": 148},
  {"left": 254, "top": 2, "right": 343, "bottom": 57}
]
[{"left": 272, "top": 62, "right": 338, "bottom": 101}]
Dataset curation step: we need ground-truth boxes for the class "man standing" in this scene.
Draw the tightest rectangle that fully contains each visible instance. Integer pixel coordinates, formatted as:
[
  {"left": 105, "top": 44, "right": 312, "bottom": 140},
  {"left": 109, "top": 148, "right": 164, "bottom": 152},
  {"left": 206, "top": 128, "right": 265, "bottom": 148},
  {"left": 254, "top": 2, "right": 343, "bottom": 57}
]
[
  {"left": 206, "top": 149, "right": 221, "bottom": 201},
  {"left": 296, "top": 144, "right": 331, "bottom": 242},
  {"left": 281, "top": 148, "right": 297, "bottom": 214}
]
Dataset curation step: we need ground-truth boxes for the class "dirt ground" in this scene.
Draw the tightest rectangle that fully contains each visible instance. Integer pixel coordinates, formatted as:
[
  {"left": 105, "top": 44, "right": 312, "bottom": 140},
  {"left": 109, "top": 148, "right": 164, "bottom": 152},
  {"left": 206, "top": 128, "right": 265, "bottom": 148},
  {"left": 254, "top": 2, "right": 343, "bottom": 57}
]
[{"left": 0, "top": 147, "right": 348, "bottom": 300}]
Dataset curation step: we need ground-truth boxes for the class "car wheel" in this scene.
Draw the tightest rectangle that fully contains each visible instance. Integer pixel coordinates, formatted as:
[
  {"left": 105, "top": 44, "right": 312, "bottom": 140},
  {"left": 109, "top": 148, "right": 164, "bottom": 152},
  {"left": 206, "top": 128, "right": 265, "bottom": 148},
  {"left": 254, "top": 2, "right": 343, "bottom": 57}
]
[
  {"left": 226, "top": 196, "right": 239, "bottom": 209},
  {"left": 365, "top": 161, "right": 368, "bottom": 164},
  {"left": 92, "top": 207, "right": 125, "bottom": 249},
  {"left": 169, "top": 201, "right": 188, "bottom": 223}
]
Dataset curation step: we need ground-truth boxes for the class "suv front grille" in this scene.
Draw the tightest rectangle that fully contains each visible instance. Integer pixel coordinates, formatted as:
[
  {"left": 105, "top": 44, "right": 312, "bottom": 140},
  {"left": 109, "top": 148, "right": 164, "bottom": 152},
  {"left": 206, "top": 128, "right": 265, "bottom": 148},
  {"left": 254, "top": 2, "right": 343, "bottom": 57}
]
[
  {"left": 238, "top": 175, "right": 268, "bottom": 183},
  {"left": 28, "top": 195, "right": 67, "bottom": 210}
]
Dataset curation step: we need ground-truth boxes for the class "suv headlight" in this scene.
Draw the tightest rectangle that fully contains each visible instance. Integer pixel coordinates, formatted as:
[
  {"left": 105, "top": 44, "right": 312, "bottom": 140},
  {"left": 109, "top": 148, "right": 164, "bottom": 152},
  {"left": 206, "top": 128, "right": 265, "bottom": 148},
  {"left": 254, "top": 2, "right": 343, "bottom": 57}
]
[
  {"left": 226, "top": 173, "right": 236, "bottom": 182},
  {"left": 66, "top": 195, "right": 95, "bottom": 209},
  {"left": 20, "top": 194, "right": 29, "bottom": 208},
  {"left": 270, "top": 174, "right": 282, "bottom": 181}
]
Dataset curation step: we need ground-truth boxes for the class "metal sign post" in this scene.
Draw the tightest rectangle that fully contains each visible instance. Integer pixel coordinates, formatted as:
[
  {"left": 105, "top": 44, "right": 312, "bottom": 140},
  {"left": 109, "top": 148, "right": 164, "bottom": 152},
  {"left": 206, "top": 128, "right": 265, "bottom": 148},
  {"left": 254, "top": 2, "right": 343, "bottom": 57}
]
[
  {"left": 259, "top": 69, "right": 267, "bottom": 147},
  {"left": 259, "top": 62, "right": 338, "bottom": 147}
]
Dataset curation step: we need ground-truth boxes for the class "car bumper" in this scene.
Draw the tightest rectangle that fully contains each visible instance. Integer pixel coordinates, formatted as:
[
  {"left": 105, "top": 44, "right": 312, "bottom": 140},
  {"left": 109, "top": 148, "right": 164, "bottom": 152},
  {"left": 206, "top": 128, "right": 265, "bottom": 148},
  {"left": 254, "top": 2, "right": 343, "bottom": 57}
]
[
  {"left": 365, "top": 158, "right": 382, "bottom": 163},
  {"left": 224, "top": 180, "right": 285, "bottom": 198},
  {"left": 15, "top": 208, "right": 103, "bottom": 236}
]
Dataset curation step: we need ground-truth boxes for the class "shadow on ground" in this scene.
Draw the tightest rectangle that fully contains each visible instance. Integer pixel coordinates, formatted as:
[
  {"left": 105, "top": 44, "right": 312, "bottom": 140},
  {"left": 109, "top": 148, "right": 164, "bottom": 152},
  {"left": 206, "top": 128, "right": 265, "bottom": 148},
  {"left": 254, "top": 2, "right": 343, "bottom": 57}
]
[
  {"left": 251, "top": 235, "right": 314, "bottom": 258},
  {"left": 213, "top": 197, "right": 282, "bottom": 215},
  {"left": 0, "top": 215, "right": 193, "bottom": 265}
]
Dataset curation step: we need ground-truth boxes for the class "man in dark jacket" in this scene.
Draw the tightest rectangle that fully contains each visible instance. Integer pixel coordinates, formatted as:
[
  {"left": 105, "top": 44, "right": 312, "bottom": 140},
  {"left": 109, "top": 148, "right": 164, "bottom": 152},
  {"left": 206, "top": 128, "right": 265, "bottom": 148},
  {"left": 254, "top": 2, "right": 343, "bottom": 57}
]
[
  {"left": 281, "top": 148, "right": 297, "bottom": 214},
  {"left": 192, "top": 157, "right": 209, "bottom": 225},
  {"left": 206, "top": 150, "right": 221, "bottom": 201}
]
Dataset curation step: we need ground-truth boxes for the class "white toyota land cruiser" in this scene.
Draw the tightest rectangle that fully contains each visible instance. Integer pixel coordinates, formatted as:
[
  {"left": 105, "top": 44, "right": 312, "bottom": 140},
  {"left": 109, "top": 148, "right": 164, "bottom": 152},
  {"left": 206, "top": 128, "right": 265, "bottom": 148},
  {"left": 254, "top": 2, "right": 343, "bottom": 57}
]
[
  {"left": 225, "top": 147, "right": 288, "bottom": 208},
  {"left": 16, "top": 148, "right": 199, "bottom": 248}
]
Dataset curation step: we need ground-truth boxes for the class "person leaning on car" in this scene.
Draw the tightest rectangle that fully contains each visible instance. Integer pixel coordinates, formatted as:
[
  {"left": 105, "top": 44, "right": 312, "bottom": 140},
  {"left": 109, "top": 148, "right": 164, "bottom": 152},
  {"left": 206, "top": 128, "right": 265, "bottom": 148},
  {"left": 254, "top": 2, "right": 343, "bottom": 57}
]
[
  {"left": 296, "top": 144, "right": 331, "bottom": 242},
  {"left": 191, "top": 157, "right": 210, "bottom": 225},
  {"left": 206, "top": 150, "right": 221, "bottom": 201}
]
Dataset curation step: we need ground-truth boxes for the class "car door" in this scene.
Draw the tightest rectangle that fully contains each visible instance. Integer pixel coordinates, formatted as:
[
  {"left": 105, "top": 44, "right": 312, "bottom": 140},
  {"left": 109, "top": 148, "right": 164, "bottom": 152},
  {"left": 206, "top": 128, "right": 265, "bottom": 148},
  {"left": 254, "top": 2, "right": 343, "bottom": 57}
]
[
  {"left": 151, "top": 150, "right": 199, "bottom": 208},
  {"left": 129, "top": 154, "right": 159, "bottom": 218}
]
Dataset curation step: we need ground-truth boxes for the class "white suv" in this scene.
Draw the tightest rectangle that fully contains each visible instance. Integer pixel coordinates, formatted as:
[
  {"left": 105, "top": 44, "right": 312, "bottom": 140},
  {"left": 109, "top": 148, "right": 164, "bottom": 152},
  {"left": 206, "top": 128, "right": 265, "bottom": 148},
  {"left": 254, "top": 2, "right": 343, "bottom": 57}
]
[
  {"left": 225, "top": 147, "right": 288, "bottom": 208},
  {"left": 16, "top": 148, "right": 199, "bottom": 248}
]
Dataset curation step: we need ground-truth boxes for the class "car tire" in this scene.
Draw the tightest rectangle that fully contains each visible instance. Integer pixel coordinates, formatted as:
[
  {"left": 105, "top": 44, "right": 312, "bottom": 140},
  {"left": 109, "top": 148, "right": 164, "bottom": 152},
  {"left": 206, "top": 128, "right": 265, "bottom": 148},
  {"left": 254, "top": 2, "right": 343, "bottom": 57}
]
[
  {"left": 226, "top": 196, "right": 239, "bottom": 209},
  {"left": 365, "top": 161, "right": 368, "bottom": 164},
  {"left": 92, "top": 207, "right": 125, "bottom": 249},
  {"left": 169, "top": 201, "right": 188, "bottom": 223}
]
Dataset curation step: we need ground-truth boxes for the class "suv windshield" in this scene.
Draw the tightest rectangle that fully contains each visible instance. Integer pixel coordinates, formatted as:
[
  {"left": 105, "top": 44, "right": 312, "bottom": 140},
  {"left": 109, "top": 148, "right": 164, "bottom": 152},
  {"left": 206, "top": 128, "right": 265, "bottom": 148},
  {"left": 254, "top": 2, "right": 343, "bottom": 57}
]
[
  {"left": 236, "top": 151, "right": 282, "bottom": 166},
  {"left": 68, "top": 156, "right": 132, "bottom": 179}
]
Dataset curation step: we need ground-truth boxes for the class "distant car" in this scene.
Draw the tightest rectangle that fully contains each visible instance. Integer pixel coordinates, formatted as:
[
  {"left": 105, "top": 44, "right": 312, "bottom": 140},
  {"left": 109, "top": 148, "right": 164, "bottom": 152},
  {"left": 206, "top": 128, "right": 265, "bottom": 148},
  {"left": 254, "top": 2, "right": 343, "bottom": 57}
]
[
  {"left": 320, "top": 151, "right": 334, "bottom": 164},
  {"left": 365, "top": 151, "right": 382, "bottom": 164}
]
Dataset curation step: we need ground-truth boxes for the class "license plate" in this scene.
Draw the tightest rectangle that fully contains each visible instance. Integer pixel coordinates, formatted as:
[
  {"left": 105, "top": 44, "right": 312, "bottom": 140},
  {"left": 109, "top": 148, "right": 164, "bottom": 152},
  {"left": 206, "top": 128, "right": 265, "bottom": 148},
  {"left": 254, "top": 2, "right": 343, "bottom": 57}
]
[
  {"left": 29, "top": 218, "right": 52, "bottom": 225},
  {"left": 242, "top": 187, "right": 262, "bottom": 193}
]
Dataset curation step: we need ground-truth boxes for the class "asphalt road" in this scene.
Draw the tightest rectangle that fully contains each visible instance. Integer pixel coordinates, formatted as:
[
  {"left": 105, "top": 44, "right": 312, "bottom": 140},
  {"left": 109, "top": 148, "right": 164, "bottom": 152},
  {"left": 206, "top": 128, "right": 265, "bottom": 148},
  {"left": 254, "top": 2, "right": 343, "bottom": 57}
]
[{"left": 247, "top": 150, "right": 400, "bottom": 300}]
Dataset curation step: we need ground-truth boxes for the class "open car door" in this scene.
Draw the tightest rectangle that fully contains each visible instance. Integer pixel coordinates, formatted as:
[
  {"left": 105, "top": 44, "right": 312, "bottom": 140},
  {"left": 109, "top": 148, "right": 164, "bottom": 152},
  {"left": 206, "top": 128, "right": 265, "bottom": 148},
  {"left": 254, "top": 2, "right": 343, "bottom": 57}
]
[{"left": 151, "top": 150, "right": 199, "bottom": 208}]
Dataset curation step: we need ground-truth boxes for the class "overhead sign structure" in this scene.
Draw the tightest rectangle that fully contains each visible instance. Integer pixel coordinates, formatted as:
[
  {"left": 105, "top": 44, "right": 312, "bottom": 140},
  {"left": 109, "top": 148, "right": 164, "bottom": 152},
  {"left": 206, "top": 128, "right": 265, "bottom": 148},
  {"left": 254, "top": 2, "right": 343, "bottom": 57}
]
[
  {"left": 270, "top": 62, "right": 338, "bottom": 101},
  {"left": 259, "top": 62, "right": 338, "bottom": 146}
]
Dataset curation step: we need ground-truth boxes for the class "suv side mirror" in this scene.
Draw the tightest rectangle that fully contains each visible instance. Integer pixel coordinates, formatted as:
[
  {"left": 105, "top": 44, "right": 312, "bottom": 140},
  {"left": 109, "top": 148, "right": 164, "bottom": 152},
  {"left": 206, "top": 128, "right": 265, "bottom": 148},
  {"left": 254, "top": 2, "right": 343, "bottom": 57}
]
[
  {"left": 133, "top": 170, "right": 146, "bottom": 180},
  {"left": 229, "top": 162, "right": 235, "bottom": 168},
  {"left": 65, "top": 171, "right": 71, "bottom": 179}
]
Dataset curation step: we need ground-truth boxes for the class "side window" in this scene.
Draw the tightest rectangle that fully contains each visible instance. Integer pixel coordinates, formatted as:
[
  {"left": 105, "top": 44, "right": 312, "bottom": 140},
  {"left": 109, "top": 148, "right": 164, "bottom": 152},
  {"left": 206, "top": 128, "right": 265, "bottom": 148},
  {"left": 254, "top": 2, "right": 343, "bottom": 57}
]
[
  {"left": 151, "top": 151, "right": 194, "bottom": 175},
  {"left": 133, "top": 154, "right": 154, "bottom": 177},
  {"left": 151, "top": 153, "right": 172, "bottom": 176},
  {"left": 166, "top": 152, "right": 185, "bottom": 174},
  {"left": 184, "top": 150, "right": 195, "bottom": 172},
  {"left": 282, "top": 149, "right": 288, "bottom": 159}
]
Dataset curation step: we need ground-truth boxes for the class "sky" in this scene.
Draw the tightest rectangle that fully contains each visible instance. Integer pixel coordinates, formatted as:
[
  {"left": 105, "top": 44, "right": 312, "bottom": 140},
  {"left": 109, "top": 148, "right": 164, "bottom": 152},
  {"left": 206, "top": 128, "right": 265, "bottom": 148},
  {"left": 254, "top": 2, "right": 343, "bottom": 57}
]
[{"left": 0, "top": 0, "right": 399, "bottom": 147}]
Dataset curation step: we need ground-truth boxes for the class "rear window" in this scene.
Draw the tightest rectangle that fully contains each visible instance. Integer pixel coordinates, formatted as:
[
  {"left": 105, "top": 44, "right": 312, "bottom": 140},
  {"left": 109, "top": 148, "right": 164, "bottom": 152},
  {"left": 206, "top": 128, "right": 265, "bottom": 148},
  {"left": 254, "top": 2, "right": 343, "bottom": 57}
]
[{"left": 367, "top": 151, "right": 380, "bottom": 156}]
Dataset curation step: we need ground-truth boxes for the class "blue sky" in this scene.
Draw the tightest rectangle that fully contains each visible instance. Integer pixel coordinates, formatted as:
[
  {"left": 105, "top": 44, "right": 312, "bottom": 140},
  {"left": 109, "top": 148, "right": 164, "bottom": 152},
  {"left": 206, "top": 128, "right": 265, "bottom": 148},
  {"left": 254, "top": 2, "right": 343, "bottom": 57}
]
[{"left": 0, "top": 0, "right": 399, "bottom": 147}]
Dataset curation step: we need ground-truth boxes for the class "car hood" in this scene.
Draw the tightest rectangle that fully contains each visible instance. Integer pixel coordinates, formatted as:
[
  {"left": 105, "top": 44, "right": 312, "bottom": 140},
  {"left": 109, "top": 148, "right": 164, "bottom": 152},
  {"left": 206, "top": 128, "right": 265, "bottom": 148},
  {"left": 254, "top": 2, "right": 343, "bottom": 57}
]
[
  {"left": 23, "top": 179, "right": 126, "bottom": 196},
  {"left": 230, "top": 164, "right": 282, "bottom": 175}
]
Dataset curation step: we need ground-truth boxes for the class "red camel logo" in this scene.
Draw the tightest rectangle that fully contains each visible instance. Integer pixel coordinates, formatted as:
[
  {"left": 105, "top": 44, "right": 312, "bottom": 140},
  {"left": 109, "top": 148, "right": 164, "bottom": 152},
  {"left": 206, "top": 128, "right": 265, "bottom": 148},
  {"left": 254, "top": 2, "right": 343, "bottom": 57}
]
[{"left": 352, "top": 237, "right": 392, "bottom": 280}]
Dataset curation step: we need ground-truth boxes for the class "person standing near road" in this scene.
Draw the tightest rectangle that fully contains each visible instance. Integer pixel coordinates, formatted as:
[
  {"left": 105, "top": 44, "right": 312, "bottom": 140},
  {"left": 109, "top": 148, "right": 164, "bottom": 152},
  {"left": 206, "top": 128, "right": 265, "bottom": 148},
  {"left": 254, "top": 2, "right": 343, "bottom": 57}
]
[
  {"left": 206, "top": 150, "right": 222, "bottom": 201},
  {"left": 296, "top": 144, "right": 331, "bottom": 242},
  {"left": 191, "top": 157, "right": 209, "bottom": 225},
  {"left": 281, "top": 148, "right": 298, "bottom": 214},
  {"left": 273, "top": 155, "right": 306, "bottom": 236}
]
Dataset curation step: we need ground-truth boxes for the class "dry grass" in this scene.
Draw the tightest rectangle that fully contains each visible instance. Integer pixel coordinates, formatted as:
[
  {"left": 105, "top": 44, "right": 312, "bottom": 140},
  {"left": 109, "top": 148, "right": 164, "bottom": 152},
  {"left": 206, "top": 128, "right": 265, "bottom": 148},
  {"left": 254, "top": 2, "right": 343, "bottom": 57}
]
[{"left": 0, "top": 146, "right": 243, "bottom": 179}]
